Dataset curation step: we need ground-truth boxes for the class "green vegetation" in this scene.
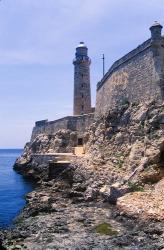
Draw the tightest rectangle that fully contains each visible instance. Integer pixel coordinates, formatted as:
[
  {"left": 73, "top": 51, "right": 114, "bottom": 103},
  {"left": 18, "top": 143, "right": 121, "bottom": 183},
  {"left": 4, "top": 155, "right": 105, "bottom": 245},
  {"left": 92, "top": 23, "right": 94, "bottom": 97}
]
[
  {"left": 117, "top": 159, "right": 124, "bottom": 168},
  {"left": 128, "top": 181, "right": 144, "bottom": 192},
  {"left": 121, "top": 98, "right": 130, "bottom": 106},
  {"left": 95, "top": 222, "right": 118, "bottom": 236},
  {"left": 148, "top": 132, "right": 160, "bottom": 140},
  {"left": 131, "top": 101, "right": 139, "bottom": 107},
  {"left": 138, "top": 122, "right": 145, "bottom": 136},
  {"left": 115, "top": 152, "right": 124, "bottom": 168},
  {"left": 115, "top": 152, "right": 124, "bottom": 157}
]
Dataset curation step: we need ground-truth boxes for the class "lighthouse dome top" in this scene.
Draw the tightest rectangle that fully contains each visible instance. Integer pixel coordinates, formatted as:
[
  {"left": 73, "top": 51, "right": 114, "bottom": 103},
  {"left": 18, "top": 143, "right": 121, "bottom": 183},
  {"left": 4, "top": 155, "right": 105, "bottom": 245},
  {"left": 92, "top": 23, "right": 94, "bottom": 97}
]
[
  {"left": 75, "top": 42, "right": 88, "bottom": 57},
  {"left": 77, "top": 42, "right": 87, "bottom": 48},
  {"left": 150, "top": 21, "right": 163, "bottom": 28}
]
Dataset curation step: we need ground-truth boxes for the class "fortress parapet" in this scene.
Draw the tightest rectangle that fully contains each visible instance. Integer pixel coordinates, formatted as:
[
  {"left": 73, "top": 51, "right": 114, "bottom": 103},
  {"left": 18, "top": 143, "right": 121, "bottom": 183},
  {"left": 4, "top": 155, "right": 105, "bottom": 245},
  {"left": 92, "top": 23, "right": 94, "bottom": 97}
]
[
  {"left": 35, "top": 120, "right": 48, "bottom": 127},
  {"left": 95, "top": 22, "right": 164, "bottom": 116},
  {"left": 31, "top": 113, "right": 94, "bottom": 141}
]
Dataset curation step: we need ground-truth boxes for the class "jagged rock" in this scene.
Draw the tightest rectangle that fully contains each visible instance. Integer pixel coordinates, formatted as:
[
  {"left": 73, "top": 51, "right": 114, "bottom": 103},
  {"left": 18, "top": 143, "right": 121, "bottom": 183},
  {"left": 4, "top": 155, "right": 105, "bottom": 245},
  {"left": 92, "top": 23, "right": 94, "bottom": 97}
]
[
  {"left": 154, "top": 178, "right": 164, "bottom": 192},
  {"left": 70, "top": 131, "right": 77, "bottom": 144},
  {"left": 84, "top": 186, "right": 99, "bottom": 201},
  {"left": 117, "top": 180, "right": 164, "bottom": 220},
  {"left": 114, "top": 132, "right": 125, "bottom": 145},
  {"left": 100, "top": 183, "right": 130, "bottom": 204},
  {"left": 83, "top": 132, "right": 90, "bottom": 143},
  {"left": 2, "top": 101, "right": 163, "bottom": 249},
  {"left": 145, "top": 146, "right": 160, "bottom": 164},
  {"left": 129, "top": 141, "right": 145, "bottom": 163},
  {"left": 133, "top": 105, "right": 148, "bottom": 122},
  {"left": 126, "top": 157, "right": 149, "bottom": 182}
]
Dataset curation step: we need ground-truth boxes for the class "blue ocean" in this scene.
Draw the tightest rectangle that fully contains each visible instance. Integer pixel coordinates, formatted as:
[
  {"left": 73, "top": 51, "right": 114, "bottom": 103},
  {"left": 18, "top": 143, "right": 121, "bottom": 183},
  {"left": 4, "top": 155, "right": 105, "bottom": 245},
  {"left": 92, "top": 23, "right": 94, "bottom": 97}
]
[{"left": 0, "top": 149, "right": 34, "bottom": 228}]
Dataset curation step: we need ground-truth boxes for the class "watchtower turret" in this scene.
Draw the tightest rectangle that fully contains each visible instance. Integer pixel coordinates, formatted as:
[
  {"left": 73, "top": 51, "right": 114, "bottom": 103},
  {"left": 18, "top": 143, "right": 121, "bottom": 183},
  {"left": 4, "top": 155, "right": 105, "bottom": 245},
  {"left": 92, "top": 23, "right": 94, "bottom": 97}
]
[
  {"left": 73, "top": 42, "right": 92, "bottom": 115},
  {"left": 150, "top": 21, "right": 163, "bottom": 41}
]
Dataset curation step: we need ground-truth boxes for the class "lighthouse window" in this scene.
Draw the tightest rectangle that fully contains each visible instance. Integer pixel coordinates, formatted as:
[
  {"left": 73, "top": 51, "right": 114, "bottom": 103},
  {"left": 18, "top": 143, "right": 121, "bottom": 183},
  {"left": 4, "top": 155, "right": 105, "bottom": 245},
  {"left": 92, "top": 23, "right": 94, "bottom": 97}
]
[
  {"left": 81, "top": 83, "right": 84, "bottom": 88},
  {"left": 81, "top": 93, "right": 84, "bottom": 98}
]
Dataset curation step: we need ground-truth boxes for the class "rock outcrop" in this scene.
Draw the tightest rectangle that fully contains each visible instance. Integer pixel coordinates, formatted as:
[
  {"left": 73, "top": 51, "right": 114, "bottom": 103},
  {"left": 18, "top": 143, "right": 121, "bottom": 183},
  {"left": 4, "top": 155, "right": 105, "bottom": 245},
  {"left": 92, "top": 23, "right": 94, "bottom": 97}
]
[{"left": 1, "top": 101, "right": 164, "bottom": 249}]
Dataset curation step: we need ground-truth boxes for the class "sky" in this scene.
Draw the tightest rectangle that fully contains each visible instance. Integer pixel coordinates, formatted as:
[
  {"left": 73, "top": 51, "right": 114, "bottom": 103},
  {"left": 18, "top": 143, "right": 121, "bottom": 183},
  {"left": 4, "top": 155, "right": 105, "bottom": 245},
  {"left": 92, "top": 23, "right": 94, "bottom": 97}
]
[{"left": 0, "top": 0, "right": 164, "bottom": 148}]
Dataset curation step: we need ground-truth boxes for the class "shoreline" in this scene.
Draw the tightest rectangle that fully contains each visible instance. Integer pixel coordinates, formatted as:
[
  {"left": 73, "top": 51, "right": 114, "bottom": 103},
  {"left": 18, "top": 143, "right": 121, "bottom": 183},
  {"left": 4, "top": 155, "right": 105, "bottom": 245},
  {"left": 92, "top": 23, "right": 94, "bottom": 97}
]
[
  {"left": 1, "top": 101, "right": 164, "bottom": 249},
  {"left": 0, "top": 159, "right": 164, "bottom": 249}
]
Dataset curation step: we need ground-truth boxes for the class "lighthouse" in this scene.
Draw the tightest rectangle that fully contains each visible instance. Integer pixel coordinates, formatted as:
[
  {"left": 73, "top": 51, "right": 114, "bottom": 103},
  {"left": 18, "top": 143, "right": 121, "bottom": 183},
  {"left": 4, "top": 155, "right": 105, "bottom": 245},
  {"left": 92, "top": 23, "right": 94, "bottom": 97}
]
[{"left": 73, "top": 42, "right": 92, "bottom": 115}]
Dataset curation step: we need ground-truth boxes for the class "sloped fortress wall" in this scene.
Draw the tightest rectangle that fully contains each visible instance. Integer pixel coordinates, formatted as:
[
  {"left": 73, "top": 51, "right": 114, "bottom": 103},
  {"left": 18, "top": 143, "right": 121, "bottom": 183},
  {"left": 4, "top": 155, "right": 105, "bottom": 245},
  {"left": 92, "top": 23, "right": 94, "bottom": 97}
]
[
  {"left": 95, "top": 23, "right": 164, "bottom": 116},
  {"left": 31, "top": 114, "right": 94, "bottom": 141}
]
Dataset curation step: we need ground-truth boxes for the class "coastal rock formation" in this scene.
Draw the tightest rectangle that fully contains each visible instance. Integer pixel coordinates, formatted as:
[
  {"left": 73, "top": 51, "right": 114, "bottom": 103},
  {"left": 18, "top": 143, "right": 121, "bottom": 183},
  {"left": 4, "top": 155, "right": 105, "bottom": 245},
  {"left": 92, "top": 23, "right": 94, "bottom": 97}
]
[
  {"left": 14, "top": 101, "right": 164, "bottom": 206},
  {"left": 13, "top": 129, "right": 77, "bottom": 180},
  {"left": 0, "top": 101, "right": 163, "bottom": 249},
  {"left": 0, "top": 168, "right": 164, "bottom": 250}
]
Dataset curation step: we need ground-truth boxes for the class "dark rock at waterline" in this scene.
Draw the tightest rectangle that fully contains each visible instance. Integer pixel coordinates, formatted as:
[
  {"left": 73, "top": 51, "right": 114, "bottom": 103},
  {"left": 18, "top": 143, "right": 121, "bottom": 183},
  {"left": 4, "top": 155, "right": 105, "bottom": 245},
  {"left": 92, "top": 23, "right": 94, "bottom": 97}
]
[{"left": 0, "top": 172, "right": 164, "bottom": 249}]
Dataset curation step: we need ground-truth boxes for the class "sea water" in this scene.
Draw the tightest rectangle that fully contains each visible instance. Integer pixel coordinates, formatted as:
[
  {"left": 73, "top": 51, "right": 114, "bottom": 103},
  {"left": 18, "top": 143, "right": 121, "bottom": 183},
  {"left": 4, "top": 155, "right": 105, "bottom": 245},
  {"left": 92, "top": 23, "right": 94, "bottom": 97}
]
[{"left": 0, "top": 149, "right": 34, "bottom": 228}]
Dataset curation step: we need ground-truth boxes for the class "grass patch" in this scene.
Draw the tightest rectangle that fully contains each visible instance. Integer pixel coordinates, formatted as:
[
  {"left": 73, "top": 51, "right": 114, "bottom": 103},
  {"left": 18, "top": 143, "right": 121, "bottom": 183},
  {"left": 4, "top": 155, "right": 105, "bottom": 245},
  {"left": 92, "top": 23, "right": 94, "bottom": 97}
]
[
  {"left": 121, "top": 98, "right": 130, "bottom": 106},
  {"left": 128, "top": 181, "right": 144, "bottom": 192},
  {"left": 95, "top": 222, "right": 118, "bottom": 236},
  {"left": 115, "top": 152, "right": 124, "bottom": 157},
  {"left": 117, "top": 159, "right": 124, "bottom": 168},
  {"left": 115, "top": 153, "right": 124, "bottom": 168}
]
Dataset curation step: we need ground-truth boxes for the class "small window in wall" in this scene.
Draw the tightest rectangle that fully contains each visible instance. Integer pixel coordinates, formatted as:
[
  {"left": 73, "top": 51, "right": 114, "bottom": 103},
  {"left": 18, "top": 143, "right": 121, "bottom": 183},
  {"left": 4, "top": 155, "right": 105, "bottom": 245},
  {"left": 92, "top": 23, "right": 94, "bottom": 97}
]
[
  {"left": 78, "top": 138, "right": 83, "bottom": 146},
  {"left": 81, "top": 83, "right": 84, "bottom": 88},
  {"left": 81, "top": 105, "right": 84, "bottom": 110},
  {"left": 81, "top": 93, "right": 84, "bottom": 98}
]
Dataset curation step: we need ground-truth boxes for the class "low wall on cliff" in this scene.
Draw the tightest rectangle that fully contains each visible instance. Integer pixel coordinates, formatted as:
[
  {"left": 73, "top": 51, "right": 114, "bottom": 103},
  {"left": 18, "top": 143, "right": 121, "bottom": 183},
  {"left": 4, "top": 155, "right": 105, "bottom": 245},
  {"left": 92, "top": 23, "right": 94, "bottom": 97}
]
[
  {"left": 95, "top": 37, "right": 164, "bottom": 116},
  {"left": 31, "top": 113, "right": 94, "bottom": 141}
]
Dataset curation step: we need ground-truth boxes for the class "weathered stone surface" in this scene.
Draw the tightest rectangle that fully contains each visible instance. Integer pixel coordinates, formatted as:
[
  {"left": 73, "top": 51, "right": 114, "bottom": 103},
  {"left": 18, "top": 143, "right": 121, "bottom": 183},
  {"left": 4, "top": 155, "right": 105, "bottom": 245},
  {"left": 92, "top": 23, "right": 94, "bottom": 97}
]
[
  {"left": 100, "top": 183, "right": 130, "bottom": 204},
  {"left": 1, "top": 102, "right": 164, "bottom": 249},
  {"left": 129, "top": 141, "right": 145, "bottom": 163},
  {"left": 133, "top": 106, "right": 149, "bottom": 122},
  {"left": 73, "top": 42, "right": 92, "bottom": 115},
  {"left": 84, "top": 186, "right": 99, "bottom": 201},
  {"left": 1, "top": 168, "right": 164, "bottom": 250},
  {"left": 117, "top": 179, "right": 164, "bottom": 220},
  {"left": 31, "top": 114, "right": 94, "bottom": 142},
  {"left": 96, "top": 31, "right": 164, "bottom": 116}
]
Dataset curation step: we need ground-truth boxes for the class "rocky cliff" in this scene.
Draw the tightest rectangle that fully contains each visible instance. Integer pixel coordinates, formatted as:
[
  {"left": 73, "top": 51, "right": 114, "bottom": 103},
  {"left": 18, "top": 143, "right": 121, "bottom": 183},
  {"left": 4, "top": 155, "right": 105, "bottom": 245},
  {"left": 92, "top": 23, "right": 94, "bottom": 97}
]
[{"left": 0, "top": 100, "right": 164, "bottom": 249}]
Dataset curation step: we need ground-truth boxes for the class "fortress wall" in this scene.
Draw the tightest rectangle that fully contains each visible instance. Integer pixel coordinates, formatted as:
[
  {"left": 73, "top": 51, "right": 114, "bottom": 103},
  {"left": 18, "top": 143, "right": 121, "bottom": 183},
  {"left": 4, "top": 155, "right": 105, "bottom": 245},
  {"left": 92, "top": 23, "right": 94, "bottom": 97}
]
[
  {"left": 95, "top": 38, "right": 164, "bottom": 117},
  {"left": 31, "top": 113, "right": 94, "bottom": 141},
  {"left": 72, "top": 114, "right": 95, "bottom": 136}
]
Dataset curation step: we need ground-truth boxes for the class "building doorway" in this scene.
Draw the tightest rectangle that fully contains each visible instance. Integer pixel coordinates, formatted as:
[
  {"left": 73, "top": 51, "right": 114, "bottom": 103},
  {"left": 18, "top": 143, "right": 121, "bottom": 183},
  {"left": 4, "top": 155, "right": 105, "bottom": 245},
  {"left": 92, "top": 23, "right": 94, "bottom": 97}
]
[{"left": 78, "top": 138, "right": 83, "bottom": 146}]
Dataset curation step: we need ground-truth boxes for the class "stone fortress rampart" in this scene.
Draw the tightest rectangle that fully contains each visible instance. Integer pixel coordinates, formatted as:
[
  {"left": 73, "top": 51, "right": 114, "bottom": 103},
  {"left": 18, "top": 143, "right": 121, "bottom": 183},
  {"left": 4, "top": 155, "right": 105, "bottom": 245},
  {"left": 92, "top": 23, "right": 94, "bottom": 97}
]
[
  {"left": 95, "top": 22, "right": 164, "bottom": 116},
  {"left": 31, "top": 113, "right": 94, "bottom": 141}
]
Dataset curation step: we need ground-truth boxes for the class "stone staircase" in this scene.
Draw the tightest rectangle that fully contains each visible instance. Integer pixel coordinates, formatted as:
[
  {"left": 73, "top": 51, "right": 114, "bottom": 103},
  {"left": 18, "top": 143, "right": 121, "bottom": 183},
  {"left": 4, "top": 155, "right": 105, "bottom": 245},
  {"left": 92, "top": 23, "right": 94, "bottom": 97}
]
[
  {"left": 48, "top": 153, "right": 75, "bottom": 180},
  {"left": 74, "top": 146, "right": 85, "bottom": 156},
  {"left": 50, "top": 153, "right": 75, "bottom": 163},
  {"left": 32, "top": 151, "right": 85, "bottom": 180}
]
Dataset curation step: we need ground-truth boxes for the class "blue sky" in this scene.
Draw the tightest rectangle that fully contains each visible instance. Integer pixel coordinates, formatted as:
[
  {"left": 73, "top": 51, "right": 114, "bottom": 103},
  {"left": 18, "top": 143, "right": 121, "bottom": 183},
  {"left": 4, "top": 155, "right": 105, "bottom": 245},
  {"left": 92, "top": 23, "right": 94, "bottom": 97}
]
[{"left": 0, "top": 0, "right": 164, "bottom": 148}]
